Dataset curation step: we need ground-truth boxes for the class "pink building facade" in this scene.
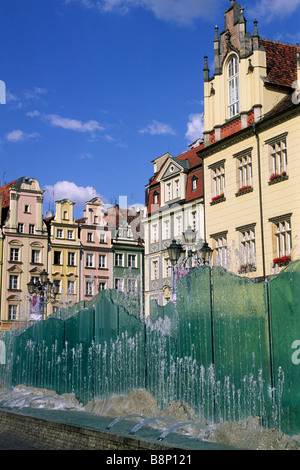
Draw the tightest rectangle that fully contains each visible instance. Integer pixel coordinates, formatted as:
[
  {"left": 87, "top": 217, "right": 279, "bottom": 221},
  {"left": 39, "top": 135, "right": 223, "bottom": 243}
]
[{"left": 0, "top": 177, "right": 48, "bottom": 329}]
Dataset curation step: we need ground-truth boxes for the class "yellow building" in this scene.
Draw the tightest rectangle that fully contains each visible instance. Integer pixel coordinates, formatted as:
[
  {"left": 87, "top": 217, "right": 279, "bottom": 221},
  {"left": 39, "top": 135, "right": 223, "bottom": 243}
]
[
  {"left": 200, "top": 1, "right": 300, "bottom": 279},
  {"left": 46, "top": 199, "right": 81, "bottom": 313}
]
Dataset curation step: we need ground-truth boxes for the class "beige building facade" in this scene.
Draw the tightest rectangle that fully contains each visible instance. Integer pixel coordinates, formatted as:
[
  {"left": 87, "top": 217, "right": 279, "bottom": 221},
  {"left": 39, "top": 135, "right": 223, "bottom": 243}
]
[{"left": 200, "top": 1, "right": 300, "bottom": 279}]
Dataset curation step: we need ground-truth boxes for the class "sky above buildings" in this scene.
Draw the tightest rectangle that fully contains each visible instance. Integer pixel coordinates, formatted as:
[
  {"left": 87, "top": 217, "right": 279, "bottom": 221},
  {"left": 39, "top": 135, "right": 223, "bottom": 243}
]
[{"left": 0, "top": 0, "right": 300, "bottom": 217}]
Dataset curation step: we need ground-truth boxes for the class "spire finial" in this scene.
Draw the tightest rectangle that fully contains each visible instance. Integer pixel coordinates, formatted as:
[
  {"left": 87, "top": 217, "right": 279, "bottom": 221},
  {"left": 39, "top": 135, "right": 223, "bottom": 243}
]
[
  {"left": 214, "top": 25, "right": 219, "bottom": 42},
  {"left": 253, "top": 19, "right": 259, "bottom": 37},
  {"left": 239, "top": 7, "right": 245, "bottom": 23}
]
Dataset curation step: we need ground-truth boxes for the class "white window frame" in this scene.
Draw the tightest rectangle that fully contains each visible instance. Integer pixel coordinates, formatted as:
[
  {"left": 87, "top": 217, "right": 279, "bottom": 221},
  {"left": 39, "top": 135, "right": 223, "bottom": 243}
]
[
  {"left": 228, "top": 55, "right": 239, "bottom": 118},
  {"left": 99, "top": 254, "right": 106, "bottom": 268},
  {"left": 128, "top": 254, "right": 136, "bottom": 268},
  {"left": 9, "top": 275, "right": 18, "bottom": 290},
  {"left": 10, "top": 248, "right": 20, "bottom": 262},
  {"left": 86, "top": 253, "right": 94, "bottom": 268},
  {"left": 115, "top": 253, "right": 123, "bottom": 267},
  {"left": 8, "top": 304, "right": 18, "bottom": 320}
]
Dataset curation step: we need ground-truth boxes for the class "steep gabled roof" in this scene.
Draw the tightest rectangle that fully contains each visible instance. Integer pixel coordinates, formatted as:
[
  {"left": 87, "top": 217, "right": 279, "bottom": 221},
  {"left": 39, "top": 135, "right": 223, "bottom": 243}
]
[
  {"left": 260, "top": 39, "right": 297, "bottom": 88},
  {"left": 0, "top": 180, "right": 17, "bottom": 208}
]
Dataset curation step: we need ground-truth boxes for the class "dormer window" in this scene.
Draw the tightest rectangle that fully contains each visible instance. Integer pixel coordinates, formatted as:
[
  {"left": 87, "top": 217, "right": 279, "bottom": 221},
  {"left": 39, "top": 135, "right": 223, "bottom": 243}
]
[
  {"left": 227, "top": 55, "right": 239, "bottom": 118},
  {"left": 192, "top": 175, "right": 198, "bottom": 192}
]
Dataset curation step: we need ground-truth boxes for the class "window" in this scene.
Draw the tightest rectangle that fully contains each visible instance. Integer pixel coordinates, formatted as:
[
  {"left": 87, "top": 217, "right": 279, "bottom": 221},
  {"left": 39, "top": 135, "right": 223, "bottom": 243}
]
[
  {"left": 86, "top": 281, "right": 93, "bottom": 296},
  {"left": 268, "top": 135, "right": 288, "bottom": 179},
  {"left": 115, "top": 278, "right": 124, "bottom": 291},
  {"left": 191, "top": 210, "right": 197, "bottom": 232},
  {"left": 175, "top": 216, "right": 182, "bottom": 237},
  {"left": 67, "top": 230, "right": 74, "bottom": 239},
  {"left": 87, "top": 232, "right": 94, "bottom": 242},
  {"left": 68, "top": 252, "right": 75, "bottom": 266},
  {"left": 63, "top": 211, "right": 69, "bottom": 220},
  {"left": 115, "top": 253, "right": 123, "bottom": 267},
  {"left": 128, "top": 254, "right": 136, "bottom": 268},
  {"left": 152, "top": 260, "right": 159, "bottom": 280},
  {"left": 175, "top": 180, "right": 180, "bottom": 199},
  {"left": 99, "top": 254, "right": 106, "bottom": 268},
  {"left": 128, "top": 279, "right": 137, "bottom": 294},
  {"left": 164, "top": 258, "right": 172, "bottom": 278},
  {"left": 8, "top": 305, "right": 18, "bottom": 321},
  {"left": 31, "top": 249, "right": 40, "bottom": 264},
  {"left": 238, "top": 226, "right": 256, "bottom": 271},
  {"left": 192, "top": 176, "right": 198, "bottom": 192},
  {"left": 228, "top": 55, "right": 239, "bottom": 118},
  {"left": 57, "top": 229, "right": 63, "bottom": 239},
  {"left": 29, "top": 224, "right": 35, "bottom": 234},
  {"left": 211, "top": 162, "right": 225, "bottom": 199},
  {"left": 18, "top": 223, "right": 24, "bottom": 233},
  {"left": 10, "top": 248, "right": 19, "bottom": 262},
  {"left": 9, "top": 275, "right": 18, "bottom": 290},
  {"left": 53, "top": 251, "right": 61, "bottom": 265},
  {"left": 163, "top": 220, "right": 170, "bottom": 240},
  {"left": 153, "top": 191, "right": 159, "bottom": 205},
  {"left": 237, "top": 151, "right": 252, "bottom": 190},
  {"left": 67, "top": 280, "right": 75, "bottom": 295},
  {"left": 166, "top": 183, "right": 172, "bottom": 201},
  {"left": 212, "top": 233, "right": 227, "bottom": 268},
  {"left": 98, "top": 282, "right": 106, "bottom": 292},
  {"left": 273, "top": 217, "right": 292, "bottom": 258},
  {"left": 99, "top": 234, "right": 106, "bottom": 244},
  {"left": 152, "top": 224, "right": 158, "bottom": 243},
  {"left": 24, "top": 204, "right": 30, "bottom": 213},
  {"left": 86, "top": 253, "right": 94, "bottom": 268}
]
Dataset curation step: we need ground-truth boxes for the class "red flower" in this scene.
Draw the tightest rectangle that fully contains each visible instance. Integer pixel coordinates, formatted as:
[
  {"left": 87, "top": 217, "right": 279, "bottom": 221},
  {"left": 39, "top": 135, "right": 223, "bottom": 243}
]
[{"left": 273, "top": 255, "right": 291, "bottom": 266}]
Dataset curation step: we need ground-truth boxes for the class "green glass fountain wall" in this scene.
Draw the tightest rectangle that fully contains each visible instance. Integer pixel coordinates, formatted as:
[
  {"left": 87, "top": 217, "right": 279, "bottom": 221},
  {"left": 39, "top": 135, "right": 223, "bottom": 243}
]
[{"left": 0, "top": 263, "right": 300, "bottom": 435}]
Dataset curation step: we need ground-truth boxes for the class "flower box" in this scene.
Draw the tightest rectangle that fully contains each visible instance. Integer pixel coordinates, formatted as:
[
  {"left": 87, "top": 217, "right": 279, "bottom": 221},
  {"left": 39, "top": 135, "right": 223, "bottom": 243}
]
[
  {"left": 268, "top": 171, "right": 288, "bottom": 185},
  {"left": 273, "top": 255, "right": 291, "bottom": 267},
  {"left": 235, "top": 185, "right": 253, "bottom": 197},
  {"left": 211, "top": 193, "right": 225, "bottom": 205},
  {"left": 239, "top": 263, "right": 256, "bottom": 273}
]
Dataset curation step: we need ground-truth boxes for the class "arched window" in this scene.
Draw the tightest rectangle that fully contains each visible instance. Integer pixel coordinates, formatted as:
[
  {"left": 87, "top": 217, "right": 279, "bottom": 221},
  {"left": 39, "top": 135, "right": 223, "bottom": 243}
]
[{"left": 227, "top": 55, "right": 239, "bottom": 118}]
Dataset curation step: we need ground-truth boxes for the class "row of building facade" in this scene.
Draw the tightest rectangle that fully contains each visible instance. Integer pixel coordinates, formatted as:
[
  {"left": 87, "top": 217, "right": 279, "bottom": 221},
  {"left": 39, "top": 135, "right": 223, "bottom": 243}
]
[
  {"left": 0, "top": 180, "right": 143, "bottom": 330},
  {"left": 1, "top": 1, "right": 300, "bottom": 328}
]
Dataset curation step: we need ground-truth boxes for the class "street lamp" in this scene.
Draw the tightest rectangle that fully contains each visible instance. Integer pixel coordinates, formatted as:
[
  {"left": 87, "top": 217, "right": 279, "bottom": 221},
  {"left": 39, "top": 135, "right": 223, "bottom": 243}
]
[
  {"left": 167, "top": 239, "right": 183, "bottom": 266},
  {"left": 27, "top": 270, "right": 59, "bottom": 320},
  {"left": 199, "top": 241, "right": 213, "bottom": 265},
  {"left": 167, "top": 239, "right": 183, "bottom": 302}
]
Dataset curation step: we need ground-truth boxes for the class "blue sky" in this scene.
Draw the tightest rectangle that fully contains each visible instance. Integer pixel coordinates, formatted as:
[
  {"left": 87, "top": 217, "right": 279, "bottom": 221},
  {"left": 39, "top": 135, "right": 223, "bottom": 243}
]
[{"left": 0, "top": 0, "right": 300, "bottom": 218}]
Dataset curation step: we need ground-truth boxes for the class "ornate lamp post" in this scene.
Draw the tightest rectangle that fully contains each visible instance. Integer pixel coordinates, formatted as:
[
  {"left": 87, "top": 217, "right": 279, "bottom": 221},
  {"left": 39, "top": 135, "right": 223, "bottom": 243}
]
[
  {"left": 167, "top": 239, "right": 183, "bottom": 301},
  {"left": 198, "top": 241, "right": 213, "bottom": 266},
  {"left": 27, "top": 270, "right": 59, "bottom": 320}
]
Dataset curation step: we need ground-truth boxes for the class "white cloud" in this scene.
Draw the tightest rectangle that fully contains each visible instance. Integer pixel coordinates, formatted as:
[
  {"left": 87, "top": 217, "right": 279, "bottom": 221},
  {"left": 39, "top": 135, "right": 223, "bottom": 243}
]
[
  {"left": 185, "top": 113, "right": 204, "bottom": 143},
  {"left": 45, "top": 114, "right": 105, "bottom": 133},
  {"left": 139, "top": 120, "right": 176, "bottom": 135},
  {"left": 6, "top": 130, "right": 40, "bottom": 142},
  {"left": 65, "top": 0, "right": 220, "bottom": 25},
  {"left": 28, "top": 110, "right": 105, "bottom": 134},
  {"left": 248, "top": 0, "right": 300, "bottom": 21},
  {"left": 44, "top": 181, "right": 102, "bottom": 207}
]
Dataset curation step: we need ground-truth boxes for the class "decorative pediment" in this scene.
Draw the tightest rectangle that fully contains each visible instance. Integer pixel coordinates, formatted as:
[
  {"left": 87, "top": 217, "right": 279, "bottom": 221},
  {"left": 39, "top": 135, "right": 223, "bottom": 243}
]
[
  {"left": 9, "top": 239, "right": 23, "bottom": 247},
  {"left": 158, "top": 157, "right": 187, "bottom": 182},
  {"left": 7, "top": 294, "right": 21, "bottom": 302},
  {"left": 29, "top": 267, "right": 43, "bottom": 275},
  {"left": 30, "top": 241, "right": 44, "bottom": 248},
  {"left": 7, "top": 265, "right": 23, "bottom": 274}
]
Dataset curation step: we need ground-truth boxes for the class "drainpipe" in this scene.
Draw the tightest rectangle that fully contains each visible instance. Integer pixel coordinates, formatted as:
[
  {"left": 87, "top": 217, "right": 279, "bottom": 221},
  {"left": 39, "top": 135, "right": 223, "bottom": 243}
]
[{"left": 252, "top": 122, "right": 266, "bottom": 280}]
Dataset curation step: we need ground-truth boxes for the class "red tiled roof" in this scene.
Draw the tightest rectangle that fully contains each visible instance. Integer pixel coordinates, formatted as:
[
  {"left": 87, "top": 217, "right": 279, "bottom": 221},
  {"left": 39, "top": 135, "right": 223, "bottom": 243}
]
[
  {"left": 0, "top": 180, "right": 16, "bottom": 208},
  {"left": 175, "top": 144, "right": 203, "bottom": 169},
  {"left": 260, "top": 39, "right": 297, "bottom": 88},
  {"left": 147, "top": 146, "right": 203, "bottom": 213}
]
